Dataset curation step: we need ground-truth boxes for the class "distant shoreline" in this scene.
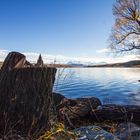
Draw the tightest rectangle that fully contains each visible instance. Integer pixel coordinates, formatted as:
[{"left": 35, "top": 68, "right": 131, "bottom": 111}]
[
  {"left": 87, "top": 60, "right": 140, "bottom": 68},
  {"left": 0, "top": 60, "right": 140, "bottom": 68}
]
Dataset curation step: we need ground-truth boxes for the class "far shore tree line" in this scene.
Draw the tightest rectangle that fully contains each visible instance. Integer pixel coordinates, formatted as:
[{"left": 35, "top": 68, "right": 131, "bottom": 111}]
[{"left": 109, "top": 0, "right": 140, "bottom": 54}]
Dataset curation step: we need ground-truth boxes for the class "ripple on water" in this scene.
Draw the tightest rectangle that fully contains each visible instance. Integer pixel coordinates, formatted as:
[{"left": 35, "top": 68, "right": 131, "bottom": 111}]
[{"left": 54, "top": 68, "right": 140, "bottom": 105}]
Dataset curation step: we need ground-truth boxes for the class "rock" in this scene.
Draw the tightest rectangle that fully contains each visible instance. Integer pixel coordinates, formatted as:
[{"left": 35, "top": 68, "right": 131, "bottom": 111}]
[
  {"left": 115, "top": 122, "right": 140, "bottom": 140},
  {"left": 74, "top": 125, "right": 119, "bottom": 140},
  {"left": 58, "top": 97, "right": 101, "bottom": 127}
]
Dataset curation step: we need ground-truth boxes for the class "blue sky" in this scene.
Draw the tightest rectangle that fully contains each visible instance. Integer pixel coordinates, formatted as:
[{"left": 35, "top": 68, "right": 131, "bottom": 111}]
[{"left": 0, "top": 0, "right": 115, "bottom": 58}]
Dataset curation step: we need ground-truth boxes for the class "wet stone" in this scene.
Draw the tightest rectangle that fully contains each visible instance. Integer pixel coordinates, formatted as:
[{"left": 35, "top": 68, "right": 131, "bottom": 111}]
[
  {"left": 74, "top": 126, "right": 119, "bottom": 140},
  {"left": 115, "top": 122, "right": 140, "bottom": 140}
]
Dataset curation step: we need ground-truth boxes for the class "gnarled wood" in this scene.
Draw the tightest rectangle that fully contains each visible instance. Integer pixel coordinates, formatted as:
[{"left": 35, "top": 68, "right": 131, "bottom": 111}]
[
  {"left": 36, "top": 54, "right": 44, "bottom": 67},
  {"left": 0, "top": 52, "right": 57, "bottom": 139},
  {"left": 0, "top": 67, "right": 57, "bottom": 137},
  {"left": 58, "top": 97, "right": 101, "bottom": 128},
  {"left": 90, "top": 104, "right": 140, "bottom": 125},
  {"left": 58, "top": 103, "right": 140, "bottom": 128},
  {"left": 0, "top": 52, "right": 25, "bottom": 81}
]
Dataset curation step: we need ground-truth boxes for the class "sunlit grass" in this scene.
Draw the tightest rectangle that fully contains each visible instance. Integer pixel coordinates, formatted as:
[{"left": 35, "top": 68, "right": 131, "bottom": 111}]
[{"left": 38, "top": 123, "right": 77, "bottom": 140}]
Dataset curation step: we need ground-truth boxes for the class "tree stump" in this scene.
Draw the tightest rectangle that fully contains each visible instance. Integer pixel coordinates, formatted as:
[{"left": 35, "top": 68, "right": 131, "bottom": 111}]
[{"left": 0, "top": 52, "right": 57, "bottom": 139}]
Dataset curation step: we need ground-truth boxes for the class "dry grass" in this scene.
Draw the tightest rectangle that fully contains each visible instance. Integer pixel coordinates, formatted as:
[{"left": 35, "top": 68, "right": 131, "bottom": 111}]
[
  {"left": 38, "top": 123, "right": 77, "bottom": 140},
  {"left": 0, "top": 62, "right": 2, "bottom": 68}
]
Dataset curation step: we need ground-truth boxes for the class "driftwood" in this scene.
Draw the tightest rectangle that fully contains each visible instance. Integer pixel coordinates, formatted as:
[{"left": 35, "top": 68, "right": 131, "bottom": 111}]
[
  {"left": 0, "top": 52, "right": 57, "bottom": 138},
  {"left": 58, "top": 97, "right": 101, "bottom": 128},
  {"left": 90, "top": 104, "right": 140, "bottom": 125},
  {"left": 58, "top": 102, "right": 140, "bottom": 128}
]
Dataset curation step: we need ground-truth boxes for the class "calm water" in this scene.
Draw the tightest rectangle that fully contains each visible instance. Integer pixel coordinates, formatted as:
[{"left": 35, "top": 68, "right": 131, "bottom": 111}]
[{"left": 54, "top": 68, "right": 140, "bottom": 105}]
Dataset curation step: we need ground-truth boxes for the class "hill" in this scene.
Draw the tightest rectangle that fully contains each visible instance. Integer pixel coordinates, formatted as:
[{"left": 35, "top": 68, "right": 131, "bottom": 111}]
[{"left": 88, "top": 60, "right": 140, "bottom": 68}]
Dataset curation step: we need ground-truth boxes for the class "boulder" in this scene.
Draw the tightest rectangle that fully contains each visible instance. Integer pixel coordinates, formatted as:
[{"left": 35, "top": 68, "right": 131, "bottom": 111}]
[
  {"left": 115, "top": 122, "right": 140, "bottom": 140},
  {"left": 74, "top": 125, "right": 119, "bottom": 140}
]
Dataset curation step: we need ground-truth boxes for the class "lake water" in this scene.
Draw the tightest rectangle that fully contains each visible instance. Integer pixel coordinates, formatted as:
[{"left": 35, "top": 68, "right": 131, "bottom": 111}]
[{"left": 54, "top": 68, "right": 140, "bottom": 105}]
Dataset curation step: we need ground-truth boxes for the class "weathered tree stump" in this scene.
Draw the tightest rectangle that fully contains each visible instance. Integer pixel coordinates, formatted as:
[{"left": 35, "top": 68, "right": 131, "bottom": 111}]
[
  {"left": 0, "top": 67, "right": 57, "bottom": 138},
  {"left": 0, "top": 52, "right": 57, "bottom": 139}
]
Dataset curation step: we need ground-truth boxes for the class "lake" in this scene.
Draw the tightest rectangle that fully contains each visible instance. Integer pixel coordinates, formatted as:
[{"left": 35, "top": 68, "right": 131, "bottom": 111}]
[{"left": 54, "top": 68, "right": 140, "bottom": 105}]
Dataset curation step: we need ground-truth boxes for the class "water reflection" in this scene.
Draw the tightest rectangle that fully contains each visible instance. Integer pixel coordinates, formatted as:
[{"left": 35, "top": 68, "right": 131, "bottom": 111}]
[{"left": 54, "top": 68, "right": 140, "bottom": 105}]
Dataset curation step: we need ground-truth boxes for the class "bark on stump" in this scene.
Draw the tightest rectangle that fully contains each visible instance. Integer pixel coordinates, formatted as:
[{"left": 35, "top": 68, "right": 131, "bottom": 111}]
[
  {"left": 0, "top": 67, "right": 57, "bottom": 138},
  {"left": 0, "top": 51, "right": 26, "bottom": 82}
]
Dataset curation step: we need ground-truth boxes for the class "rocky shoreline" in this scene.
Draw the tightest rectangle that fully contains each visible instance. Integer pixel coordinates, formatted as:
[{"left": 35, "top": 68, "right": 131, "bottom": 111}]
[{"left": 52, "top": 92, "right": 140, "bottom": 139}]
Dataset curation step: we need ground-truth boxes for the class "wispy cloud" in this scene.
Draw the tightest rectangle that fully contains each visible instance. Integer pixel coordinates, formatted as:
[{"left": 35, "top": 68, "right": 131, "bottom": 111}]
[{"left": 96, "top": 48, "right": 111, "bottom": 54}]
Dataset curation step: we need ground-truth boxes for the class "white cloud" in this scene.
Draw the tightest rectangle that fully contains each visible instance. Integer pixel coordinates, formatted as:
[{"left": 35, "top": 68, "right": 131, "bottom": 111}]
[
  {"left": 0, "top": 50, "right": 9, "bottom": 61},
  {"left": 96, "top": 48, "right": 111, "bottom": 54},
  {"left": 0, "top": 49, "right": 139, "bottom": 65}
]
